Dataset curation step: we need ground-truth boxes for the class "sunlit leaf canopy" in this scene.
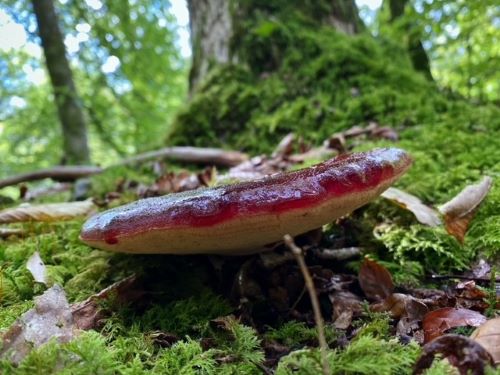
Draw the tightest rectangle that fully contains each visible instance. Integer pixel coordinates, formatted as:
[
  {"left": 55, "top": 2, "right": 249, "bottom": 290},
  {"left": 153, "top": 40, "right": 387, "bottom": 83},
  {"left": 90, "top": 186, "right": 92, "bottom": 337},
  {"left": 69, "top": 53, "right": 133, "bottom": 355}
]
[
  {"left": 0, "top": 0, "right": 498, "bottom": 177},
  {"left": 0, "top": 0, "right": 188, "bottom": 177}
]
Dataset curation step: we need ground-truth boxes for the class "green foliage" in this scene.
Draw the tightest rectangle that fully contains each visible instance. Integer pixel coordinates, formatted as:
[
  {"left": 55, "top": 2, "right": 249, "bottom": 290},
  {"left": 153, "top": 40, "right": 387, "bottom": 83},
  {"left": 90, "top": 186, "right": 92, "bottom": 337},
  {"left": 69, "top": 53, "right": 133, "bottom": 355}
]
[
  {"left": 276, "top": 335, "right": 420, "bottom": 375},
  {"left": 138, "top": 291, "right": 233, "bottom": 336},
  {"left": 265, "top": 321, "right": 339, "bottom": 347},
  {"left": 0, "top": 300, "right": 33, "bottom": 331},
  {"left": 376, "top": 224, "right": 467, "bottom": 272},
  {"left": 152, "top": 339, "right": 217, "bottom": 375},
  {"left": 0, "top": 331, "right": 124, "bottom": 375},
  {"left": 0, "top": 0, "right": 187, "bottom": 175},
  {"left": 415, "top": 1, "right": 499, "bottom": 102},
  {"left": 353, "top": 311, "right": 392, "bottom": 340},
  {"left": 0, "top": 221, "right": 118, "bottom": 305}
]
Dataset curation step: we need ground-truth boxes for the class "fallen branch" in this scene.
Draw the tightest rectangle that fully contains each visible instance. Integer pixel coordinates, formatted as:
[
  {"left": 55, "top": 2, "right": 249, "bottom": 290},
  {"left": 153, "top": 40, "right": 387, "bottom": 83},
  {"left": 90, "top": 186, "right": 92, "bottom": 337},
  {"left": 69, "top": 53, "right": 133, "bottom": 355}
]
[
  {"left": 284, "top": 234, "right": 331, "bottom": 375},
  {"left": 0, "top": 147, "right": 249, "bottom": 190},
  {"left": 0, "top": 166, "right": 103, "bottom": 189},
  {"left": 117, "top": 146, "right": 248, "bottom": 168},
  {"left": 313, "top": 247, "right": 363, "bottom": 261}
]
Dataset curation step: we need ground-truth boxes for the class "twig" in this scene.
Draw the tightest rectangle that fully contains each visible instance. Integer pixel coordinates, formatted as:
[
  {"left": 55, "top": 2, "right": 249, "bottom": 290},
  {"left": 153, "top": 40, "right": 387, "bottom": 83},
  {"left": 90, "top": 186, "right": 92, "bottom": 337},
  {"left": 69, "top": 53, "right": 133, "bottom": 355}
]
[
  {"left": 0, "top": 147, "right": 249, "bottom": 190},
  {"left": 313, "top": 247, "right": 363, "bottom": 261},
  {"left": 284, "top": 234, "right": 331, "bottom": 375},
  {"left": 0, "top": 166, "right": 103, "bottom": 189},
  {"left": 429, "top": 274, "right": 500, "bottom": 283},
  {"left": 117, "top": 146, "right": 248, "bottom": 168}
]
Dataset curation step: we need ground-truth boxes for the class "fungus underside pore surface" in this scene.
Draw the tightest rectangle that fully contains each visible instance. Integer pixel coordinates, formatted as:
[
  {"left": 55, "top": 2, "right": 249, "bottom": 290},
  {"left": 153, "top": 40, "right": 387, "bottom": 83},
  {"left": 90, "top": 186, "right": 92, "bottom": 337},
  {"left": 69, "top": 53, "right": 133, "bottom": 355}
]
[{"left": 1, "top": 10, "right": 500, "bottom": 375}]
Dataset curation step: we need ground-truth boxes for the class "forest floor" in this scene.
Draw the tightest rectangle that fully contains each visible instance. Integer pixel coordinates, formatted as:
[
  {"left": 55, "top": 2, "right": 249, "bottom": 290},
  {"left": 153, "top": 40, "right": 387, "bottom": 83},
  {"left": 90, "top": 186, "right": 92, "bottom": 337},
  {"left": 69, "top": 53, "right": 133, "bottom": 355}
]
[{"left": 0, "top": 104, "right": 499, "bottom": 374}]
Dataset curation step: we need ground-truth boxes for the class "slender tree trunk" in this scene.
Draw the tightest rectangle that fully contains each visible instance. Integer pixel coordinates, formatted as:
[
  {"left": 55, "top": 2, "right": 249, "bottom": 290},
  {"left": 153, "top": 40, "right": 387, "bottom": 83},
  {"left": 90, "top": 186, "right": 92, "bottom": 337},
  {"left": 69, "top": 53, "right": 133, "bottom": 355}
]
[
  {"left": 387, "top": 0, "right": 433, "bottom": 80},
  {"left": 32, "top": 0, "right": 90, "bottom": 164},
  {"left": 187, "top": 0, "right": 363, "bottom": 91}
]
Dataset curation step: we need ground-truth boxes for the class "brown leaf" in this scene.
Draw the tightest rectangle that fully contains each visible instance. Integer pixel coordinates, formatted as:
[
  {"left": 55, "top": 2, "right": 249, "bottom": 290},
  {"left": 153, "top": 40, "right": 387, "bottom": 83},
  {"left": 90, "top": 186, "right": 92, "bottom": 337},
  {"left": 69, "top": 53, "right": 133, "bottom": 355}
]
[
  {"left": 329, "top": 291, "right": 363, "bottom": 328},
  {"left": 358, "top": 258, "right": 394, "bottom": 301},
  {"left": 381, "top": 187, "right": 441, "bottom": 226},
  {"left": 439, "top": 177, "right": 493, "bottom": 243},
  {"left": 371, "top": 293, "right": 428, "bottom": 320},
  {"left": 71, "top": 275, "right": 143, "bottom": 330},
  {"left": 0, "top": 285, "right": 76, "bottom": 364},
  {"left": 26, "top": 251, "right": 47, "bottom": 285},
  {"left": 413, "top": 334, "right": 494, "bottom": 375},
  {"left": 470, "top": 318, "right": 500, "bottom": 364},
  {"left": 0, "top": 200, "right": 96, "bottom": 223},
  {"left": 423, "top": 307, "right": 487, "bottom": 343},
  {"left": 143, "top": 171, "right": 202, "bottom": 197}
]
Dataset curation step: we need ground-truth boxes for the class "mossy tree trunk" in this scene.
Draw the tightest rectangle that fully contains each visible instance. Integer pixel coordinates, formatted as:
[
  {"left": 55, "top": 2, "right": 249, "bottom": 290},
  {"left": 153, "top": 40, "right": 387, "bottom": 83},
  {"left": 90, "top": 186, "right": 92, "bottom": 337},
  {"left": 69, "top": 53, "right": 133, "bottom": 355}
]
[
  {"left": 187, "top": 0, "right": 363, "bottom": 91},
  {"left": 32, "top": 0, "right": 90, "bottom": 165}
]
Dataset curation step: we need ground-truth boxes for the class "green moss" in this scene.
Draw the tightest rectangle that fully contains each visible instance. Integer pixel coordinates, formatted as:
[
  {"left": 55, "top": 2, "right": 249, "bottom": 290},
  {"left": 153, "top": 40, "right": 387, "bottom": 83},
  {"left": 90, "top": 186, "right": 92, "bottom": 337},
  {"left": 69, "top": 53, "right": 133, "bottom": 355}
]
[
  {"left": 0, "top": 300, "right": 33, "bottom": 331},
  {"left": 137, "top": 290, "right": 233, "bottom": 337},
  {"left": 152, "top": 339, "right": 216, "bottom": 374},
  {"left": 265, "top": 321, "right": 339, "bottom": 348},
  {"left": 0, "top": 331, "right": 124, "bottom": 375},
  {"left": 354, "top": 311, "right": 392, "bottom": 340},
  {"left": 276, "top": 335, "right": 420, "bottom": 375}
]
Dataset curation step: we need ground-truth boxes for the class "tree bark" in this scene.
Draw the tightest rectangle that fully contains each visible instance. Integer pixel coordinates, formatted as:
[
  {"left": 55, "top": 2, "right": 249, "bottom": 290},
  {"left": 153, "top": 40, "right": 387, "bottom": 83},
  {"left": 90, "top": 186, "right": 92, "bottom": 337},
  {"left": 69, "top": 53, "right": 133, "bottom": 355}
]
[
  {"left": 387, "top": 0, "right": 433, "bottom": 80},
  {"left": 32, "top": 0, "right": 91, "bottom": 164},
  {"left": 188, "top": 0, "right": 363, "bottom": 91}
]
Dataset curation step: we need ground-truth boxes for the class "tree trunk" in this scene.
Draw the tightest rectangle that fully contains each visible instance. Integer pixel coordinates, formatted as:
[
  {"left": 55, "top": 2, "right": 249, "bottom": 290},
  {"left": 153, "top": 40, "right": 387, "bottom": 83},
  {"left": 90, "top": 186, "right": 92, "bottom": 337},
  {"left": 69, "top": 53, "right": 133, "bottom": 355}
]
[
  {"left": 32, "top": 0, "right": 90, "bottom": 164},
  {"left": 188, "top": 0, "right": 363, "bottom": 91},
  {"left": 387, "top": 0, "right": 433, "bottom": 80}
]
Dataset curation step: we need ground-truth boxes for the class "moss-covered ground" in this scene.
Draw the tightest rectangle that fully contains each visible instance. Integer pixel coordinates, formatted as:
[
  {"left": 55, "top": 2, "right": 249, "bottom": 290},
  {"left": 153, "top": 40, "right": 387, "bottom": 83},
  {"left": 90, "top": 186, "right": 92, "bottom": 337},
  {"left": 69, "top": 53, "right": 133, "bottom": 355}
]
[{"left": 1, "top": 6, "right": 500, "bottom": 374}]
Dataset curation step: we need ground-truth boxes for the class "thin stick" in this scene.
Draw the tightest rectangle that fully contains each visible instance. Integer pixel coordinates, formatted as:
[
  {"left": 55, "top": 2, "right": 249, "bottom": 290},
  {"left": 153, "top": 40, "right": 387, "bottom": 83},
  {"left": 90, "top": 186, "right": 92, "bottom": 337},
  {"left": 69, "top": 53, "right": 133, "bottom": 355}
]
[
  {"left": 0, "top": 166, "right": 103, "bottom": 189},
  {"left": 284, "top": 234, "right": 331, "bottom": 375},
  {"left": 117, "top": 146, "right": 248, "bottom": 168}
]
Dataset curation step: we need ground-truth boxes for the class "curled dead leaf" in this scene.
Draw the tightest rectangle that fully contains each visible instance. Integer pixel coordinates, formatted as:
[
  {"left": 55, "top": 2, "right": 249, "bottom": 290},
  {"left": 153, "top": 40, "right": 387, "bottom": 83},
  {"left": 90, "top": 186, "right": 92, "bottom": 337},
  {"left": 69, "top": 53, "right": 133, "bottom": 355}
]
[
  {"left": 439, "top": 176, "right": 493, "bottom": 243},
  {"left": 358, "top": 258, "right": 394, "bottom": 301},
  {"left": 413, "top": 334, "right": 494, "bottom": 375},
  {"left": 371, "top": 293, "right": 428, "bottom": 320},
  {"left": 0, "top": 285, "right": 76, "bottom": 364},
  {"left": 381, "top": 187, "right": 441, "bottom": 227},
  {"left": 470, "top": 318, "right": 500, "bottom": 364},
  {"left": 423, "top": 307, "right": 487, "bottom": 343},
  {"left": 26, "top": 251, "right": 47, "bottom": 285},
  {"left": 0, "top": 199, "right": 96, "bottom": 223}
]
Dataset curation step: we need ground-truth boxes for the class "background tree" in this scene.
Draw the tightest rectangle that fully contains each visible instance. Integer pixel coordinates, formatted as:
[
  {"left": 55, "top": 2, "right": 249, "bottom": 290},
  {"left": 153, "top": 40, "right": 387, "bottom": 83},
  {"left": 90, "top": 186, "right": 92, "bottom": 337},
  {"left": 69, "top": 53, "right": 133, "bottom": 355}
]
[
  {"left": 0, "top": 0, "right": 186, "bottom": 177},
  {"left": 187, "top": 0, "right": 363, "bottom": 91},
  {"left": 32, "top": 0, "right": 90, "bottom": 164}
]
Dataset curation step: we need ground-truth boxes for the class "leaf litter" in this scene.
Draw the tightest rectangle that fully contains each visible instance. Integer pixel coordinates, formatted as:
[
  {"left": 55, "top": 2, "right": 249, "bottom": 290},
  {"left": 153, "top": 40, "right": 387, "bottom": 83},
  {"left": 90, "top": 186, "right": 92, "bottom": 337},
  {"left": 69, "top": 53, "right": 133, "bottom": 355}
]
[{"left": 1, "top": 134, "right": 497, "bottom": 372}]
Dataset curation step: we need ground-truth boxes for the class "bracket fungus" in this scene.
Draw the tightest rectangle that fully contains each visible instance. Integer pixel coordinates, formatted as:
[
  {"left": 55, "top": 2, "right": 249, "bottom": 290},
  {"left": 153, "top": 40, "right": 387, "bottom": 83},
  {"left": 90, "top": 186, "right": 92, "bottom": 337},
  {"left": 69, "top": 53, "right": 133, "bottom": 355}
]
[{"left": 80, "top": 148, "right": 412, "bottom": 254}]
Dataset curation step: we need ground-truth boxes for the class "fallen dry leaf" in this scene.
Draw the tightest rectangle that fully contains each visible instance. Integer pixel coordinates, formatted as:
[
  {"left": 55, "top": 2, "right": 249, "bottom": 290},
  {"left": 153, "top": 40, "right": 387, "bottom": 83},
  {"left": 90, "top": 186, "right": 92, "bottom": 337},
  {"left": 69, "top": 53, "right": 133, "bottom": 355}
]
[
  {"left": 358, "top": 258, "right": 394, "bottom": 301},
  {"left": 329, "top": 291, "right": 363, "bottom": 329},
  {"left": 142, "top": 171, "right": 203, "bottom": 197},
  {"left": 71, "top": 275, "right": 143, "bottom": 330},
  {"left": 381, "top": 187, "right": 442, "bottom": 226},
  {"left": 26, "top": 251, "right": 47, "bottom": 285},
  {"left": 0, "top": 199, "right": 96, "bottom": 223},
  {"left": 422, "top": 307, "right": 487, "bottom": 343},
  {"left": 470, "top": 318, "right": 500, "bottom": 364},
  {"left": 0, "top": 285, "right": 76, "bottom": 364},
  {"left": 439, "top": 176, "right": 493, "bottom": 243},
  {"left": 413, "top": 334, "right": 494, "bottom": 375},
  {"left": 371, "top": 293, "right": 428, "bottom": 320}
]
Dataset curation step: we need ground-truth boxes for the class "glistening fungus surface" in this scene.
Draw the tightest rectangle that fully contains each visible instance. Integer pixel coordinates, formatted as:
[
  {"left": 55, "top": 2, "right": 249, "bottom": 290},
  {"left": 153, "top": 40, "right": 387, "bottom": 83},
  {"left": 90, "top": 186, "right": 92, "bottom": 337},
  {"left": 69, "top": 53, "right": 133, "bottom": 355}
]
[{"left": 80, "top": 148, "right": 411, "bottom": 245}]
